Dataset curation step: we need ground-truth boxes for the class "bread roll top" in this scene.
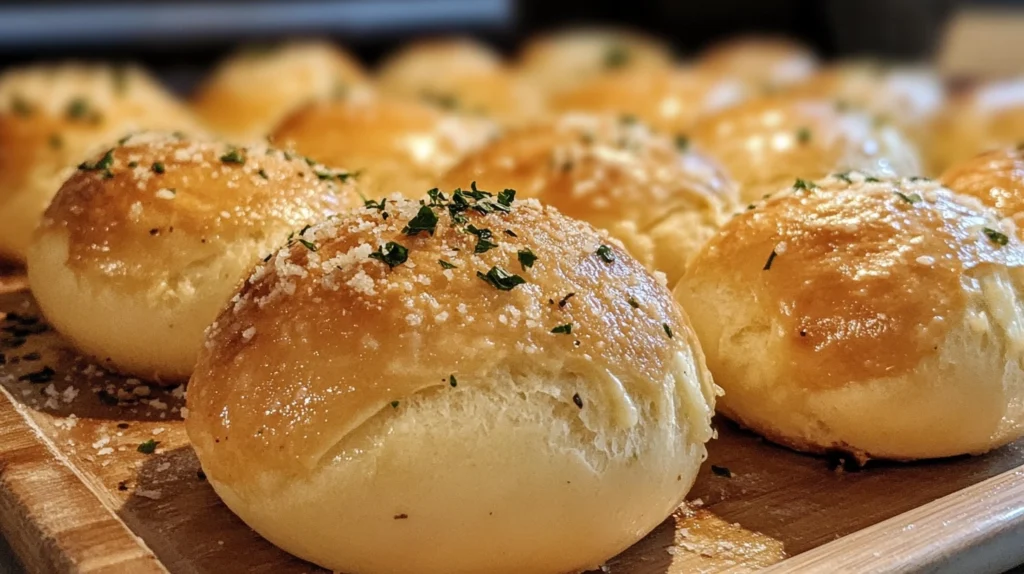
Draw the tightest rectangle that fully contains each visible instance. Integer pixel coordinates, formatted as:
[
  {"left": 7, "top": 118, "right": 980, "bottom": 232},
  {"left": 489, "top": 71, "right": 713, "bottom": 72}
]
[
  {"left": 40, "top": 132, "right": 359, "bottom": 286},
  {"left": 188, "top": 191, "right": 702, "bottom": 485},
  {"left": 685, "top": 173, "right": 1024, "bottom": 390},
  {"left": 942, "top": 147, "right": 1024, "bottom": 227}
]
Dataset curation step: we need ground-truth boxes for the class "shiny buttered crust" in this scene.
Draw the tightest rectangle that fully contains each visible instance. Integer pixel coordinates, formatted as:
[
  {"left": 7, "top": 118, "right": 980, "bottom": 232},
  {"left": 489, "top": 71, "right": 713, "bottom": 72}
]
[
  {"left": 927, "top": 79, "right": 1024, "bottom": 174},
  {"left": 517, "top": 28, "right": 674, "bottom": 95},
  {"left": 676, "top": 174, "right": 1024, "bottom": 461},
  {"left": 192, "top": 41, "right": 367, "bottom": 141},
  {"left": 695, "top": 36, "right": 818, "bottom": 91},
  {"left": 186, "top": 193, "right": 716, "bottom": 574},
  {"left": 376, "top": 38, "right": 545, "bottom": 125},
  {"left": 942, "top": 147, "right": 1024, "bottom": 230},
  {"left": 28, "top": 132, "right": 360, "bottom": 381},
  {"left": 550, "top": 68, "right": 746, "bottom": 136},
  {"left": 0, "top": 63, "right": 201, "bottom": 262},
  {"left": 271, "top": 94, "right": 498, "bottom": 197},
  {"left": 691, "top": 97, "right": 923, "bottom": 202},
  {"left": 786, "top": 62, "right": 944, "bottom": 141},
  {"left": 442, "top": 114, "right": 736, "bottom": 285}
]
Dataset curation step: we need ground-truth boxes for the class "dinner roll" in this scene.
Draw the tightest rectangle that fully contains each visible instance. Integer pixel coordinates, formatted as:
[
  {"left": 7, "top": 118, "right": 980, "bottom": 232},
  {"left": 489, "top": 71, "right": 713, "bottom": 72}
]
[
  {"left": 690, "top": 97, "right": 923, "bottom": 202},
  {"left": 187, "top": 191, "right": 716, "bottom": 574},
  {"left": 442, "top": 114, "right": 735, "bottom": 284},
  {"left": 695, "top": 36, "right": 818, "bottom": 92},
  {"left": 942, "top": 147, "right": 1024, "bottom": 229},
  {"left": 0, "top": 63, "right": 201, "bottom": 262},
  {"left": 517, "top": 28, "right": 674, "bottom": 95},
  {"left": 378, "top": 39, "right": 545, "bottom": 126},
  {"left": 927, "top": 79, "right": 1024, "bottom": 174},
  {"left": 786, "top": 62, "right": 944, "bottom": 156},
  {"left": 271, "top": 93, "right": 498, "bottom": 197},
  {"left": 550, "top": 68, "right": 746, "bottom": 136},
  {"left": 192, "top": 41, "right": 367, "bottom": 141},
  {"left": 28, "top": 132, "right": 360, "bottom": 381},
  {"left": 676, "top": 173, "right": 1024, "bottom": 461}
]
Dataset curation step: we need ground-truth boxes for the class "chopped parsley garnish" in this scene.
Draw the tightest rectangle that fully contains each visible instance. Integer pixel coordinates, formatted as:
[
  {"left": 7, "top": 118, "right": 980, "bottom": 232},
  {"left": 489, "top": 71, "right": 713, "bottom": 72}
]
[
  {"left": 796, "top": 127, "right": 812, "bottom": 144},
  {"left": 763, "top": 249, "right": 778, "bottom": 270},
  {"left": 48, "top": 134, "right": 63, "bottom": 150},
  {"left": 711, "top": 465, "right": 733, "bottom": 478},
  {"left": 128, "top": 161, "right": 138, "bottom": 168},
  {"left": 619, "top": 113, "right": 639, "bottom": 125},
  {"left": 439, "top": 259, "right": 457, "bottom": 270},
  {"left": 137, "top": 439, "right": 159, "bottom": 454},
  {"left": 403, "top": 205, "right": 439, "bottom": 236},
  {"left": 894, "top": 191, "right": 922, "bottom": 204},
  {"left": 467, "top": 225, "right": 497, "bottom": 253},
  {"left": 497, "top": 188, "right": 516, "bottom": 207},
  {"left": 65, "top": 97, "right": 93, "bottom": 121},
  {"left": 298, "top": 239, "right": 317, "bottom": 252},
  {"left": 596, "top": 244, "right": 615, "bottom": 263},
  {"left": 675, "top": 134, "right": 690, "bottom": 152},
  {"left": 391, "top": 400, "right": 400, "bottom": 408},
  {"left": 421, "top": 90, "right": 460, "bottom": 110},
  {"left": 369, "top": 241, "right": 409, "bottom": 268},
  {"left": 78, "top": 149, "right": 115, "bottom": 172},
  {"left": 364, "top": 197, "right": 387, "bottom": 212},
  {"left": 603, "top": 45, "right": 630, "bottom": 69},
  {"left": 984, "top": 228, "right": 1009, "bottom": 246},
  {"left": 220, "top": 148, "right": 246, "bottom": 165},
  {"left": 834, "top": 171, "right": 853, "bottom": 183},
  {"left": 663, "top": 324, "right": 673, "bottom": 338},
  {"left": 793, "top": 178, "right": 817, "bottom": 191},
  {"left": 151, "top": 162, "right": 165, "bottom": 174},
  {"left": 17, "top": 366, "right": 55, "bottom": 384},
  {"left": 477, "top": 266, "right": 525, "bottom": 291},
  {"left": 865, "top": 176, "right": 881, "bottom": 183},
  {"left": 572, "top": 393, "right": 584, "bottom": 409},
  {"left": 628, "top": 297, "right": 640, "bottom": 309},
  {"left": 517, "top": 248, "right": 537, "bottom": 269},
  {"left": 558, "top": 293, "right": 575, "bottom": 307},
  {"left": 449, "top": 375, "right": 457, "bottom": 388},
  {"left": 504, "top": 229, "right": 518, "bottom": 238},
  {"left": 257, "top": 169, "right": 269, "bottom": 180}
]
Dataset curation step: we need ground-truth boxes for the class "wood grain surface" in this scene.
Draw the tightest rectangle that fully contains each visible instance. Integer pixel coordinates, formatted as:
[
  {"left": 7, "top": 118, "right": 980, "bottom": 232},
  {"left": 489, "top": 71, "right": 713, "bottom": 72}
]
[{"left": 0, "top": 271, "right": 1021, "bottom": 574}]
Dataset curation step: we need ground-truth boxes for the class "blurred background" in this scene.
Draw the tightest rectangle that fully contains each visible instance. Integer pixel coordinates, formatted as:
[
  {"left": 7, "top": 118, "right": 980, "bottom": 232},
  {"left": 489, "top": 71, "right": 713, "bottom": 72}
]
[{"left": 0, "top": 0, "right": 1018, "bottom": 87}]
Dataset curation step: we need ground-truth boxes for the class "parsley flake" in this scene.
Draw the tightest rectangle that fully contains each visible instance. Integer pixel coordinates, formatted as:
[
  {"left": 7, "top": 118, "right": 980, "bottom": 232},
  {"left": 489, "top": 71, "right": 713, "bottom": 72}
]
[
  {"left": 78, "top": 148, "right": 115, "bottom": 172},
  {"left": 596, "top": 245, "right": 615, "bottom": 263},
  {"left": 48, "top": 134, "right": 63, "bottom": 150},
  {"left": 984, "top": 228, "right": 1010, "bottom": 246},
  {"left": 628, "top": 297, "right": 640, "bottom": 309},
  {"left": 258, "top": 169, "right": 269, "bottom": 180},
  {"left": 439, "top": 259, "right": 457, "bottom": 270},
  {"left": 449, "top": 375, "right": 458, "bottom": 388},
  {"left": 675, "top": 134, "right": 690, "bottom": 152},
  {"left": 477, "top": 266, "right": 525, "bottom": 291},
  {"left": 711, "top": 465, "right": 733, "bottom": 478},
  {"left": 603, "top": 45, "right": 630, "bottom": 69},
  {"left": 369, "top": 241, "right": 409, "bottom": 268},
  {"left": 663, "top": 324, "right": 673, "bottom": 338},
  {"left": 10, "top": 95, "right": 33, "bottom": 116},
  {"left": 298, "top": 239, "right": 317, "bottom": 252},
  {"left": 151, "top": 162, "right": 165, "bottom": 174},
  {"left": 834, "top": 171, "right": 853, "bottom": 183},
  {"left": 517, "top": 248, "right": 537, "bottom": 269},
  {"left": 497, "top": 188, "right": 516, "bottom": 207},
  {"left": 391, "top": 400, "right": 400, "bottom": 409},
  {"left": 572, "top": 393, "right": 584, "bottom": 408},
  {"left": 763, "top": 249, "right": 778, "bottom": 270},
  {"left": 796, "top": 127, "right": 812, "bottom": 144},
  {"left": 793, "top": 178, "right": 817, "bottom": 191},
  {"left": 220, "top": 148, "right": 246, "bottom": 165},
  {"left": 403, "top": 205, "right": 439, "bottom": 236},
  {"left": 894, "top": 191, "right": 922, "bottom": 204},
  {"left": 137, "top": 439, "right": 159, "bottom": 454}
]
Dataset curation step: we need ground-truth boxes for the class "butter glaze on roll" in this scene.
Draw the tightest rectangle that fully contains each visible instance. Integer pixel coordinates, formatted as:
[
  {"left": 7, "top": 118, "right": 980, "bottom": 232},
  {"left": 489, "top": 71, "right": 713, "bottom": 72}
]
[
  {"left": 28, "top": 132, "right": 360, "bottom": 381},
  {"left": 691, "top": 97, "right": 923, "bottom": 203},
  {"left": 271, "top": 93, "right": 498, "bottom": 197},
  {"left": 193, "top": 41, "right": 368, "bottom": 141},
  {"left": 442, "top": 114, "right": 735, "bottom": 285},
  {"left": 517, "top": 28, "right": 674, "bottom": 95},
  {"left": 0, "top": 63, "right": 201, "bottom": 262},
  {"left": 676, "top": 173, "right": 1024, "bottom": 461},
  {"left": 187, "top": 191, "right": 716, "bottom": 574},
  {"left": 942, "top": 147, "right": 1024, "bottom": 231},
  {"left": 927, "top": 79, "right": 1024, "bottom": 174},
  {"left": 695, "top": 36, "right": 818, "bottom": 92}
]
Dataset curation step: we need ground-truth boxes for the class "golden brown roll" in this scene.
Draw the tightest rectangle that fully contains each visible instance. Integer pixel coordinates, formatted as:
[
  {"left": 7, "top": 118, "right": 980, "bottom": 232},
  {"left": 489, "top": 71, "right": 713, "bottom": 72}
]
[
  {"left": 786, "top": 61, "right": 945, "bottom": 152},
  {"left": 186, "top": 191, "right": 717, "bottom": 574},
  {"left": 690, "top": 96, "right": 923, "bottom": 202},
  {"left": 550, "top": 68, "right": 746, "bottom": 136},
  {"left": 28, "top": 132, "right": 360, "bottom": 381},
  {"left": 192, "top": 41, "right": 368, "bottom": 141},
  {"left": 695, "top": 36, "right": 818, "bottom": 92},
  {"left": 941, "top": 146, "right": 1024, "bottom": 230},
  {"left": 0, "top": 63, "right": 202, "bottom": 262},
  {"left": 928, "top": 79, "right": 1024, "bottom": 174},
  {"left": 378, "top": 38, "right": 546, "bottom": 126},
  {"left": 271, "top": 94, "right": 498, "bottom": 197},
  {"left": 517, "top": 27, "right": 674, "bottom": 95},
  {"left": 442, "top": 114, "right": 736, "bottom": 284},
  {"left": 676, "top": 173, "right": 1024, "bottom": 461}
]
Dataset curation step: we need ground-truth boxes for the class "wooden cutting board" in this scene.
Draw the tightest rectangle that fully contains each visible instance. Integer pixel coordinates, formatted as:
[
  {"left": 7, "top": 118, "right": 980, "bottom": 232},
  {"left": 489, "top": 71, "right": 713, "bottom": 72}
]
[{"left": 1, "top": 270, "right": 1023, "bottom": 574}]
